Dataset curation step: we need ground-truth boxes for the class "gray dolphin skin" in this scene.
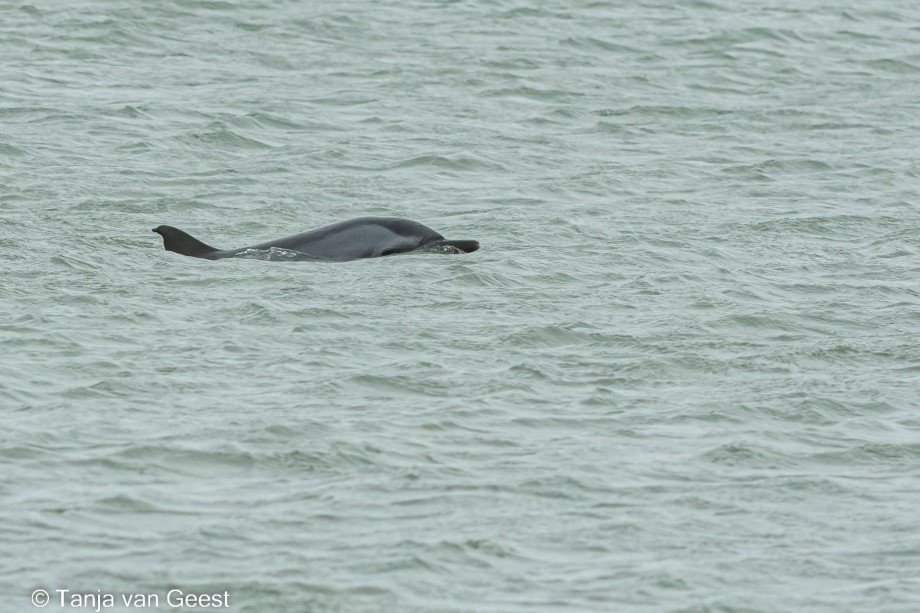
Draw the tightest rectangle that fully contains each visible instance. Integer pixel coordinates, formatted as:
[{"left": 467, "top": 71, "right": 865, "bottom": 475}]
[{"left": 152, "top": 216, "right": 479, "bottom": 261}]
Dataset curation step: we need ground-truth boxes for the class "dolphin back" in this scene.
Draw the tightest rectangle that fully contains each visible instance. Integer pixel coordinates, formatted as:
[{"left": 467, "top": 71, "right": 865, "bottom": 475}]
[{"left": 249, "top": 217, "right": 446, "bottom": 260}]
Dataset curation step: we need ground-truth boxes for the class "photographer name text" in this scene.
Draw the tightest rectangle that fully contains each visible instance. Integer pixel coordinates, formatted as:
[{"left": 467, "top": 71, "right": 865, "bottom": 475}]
[{"left": 31, "top": 588, "right": 229, "bottom": 611}]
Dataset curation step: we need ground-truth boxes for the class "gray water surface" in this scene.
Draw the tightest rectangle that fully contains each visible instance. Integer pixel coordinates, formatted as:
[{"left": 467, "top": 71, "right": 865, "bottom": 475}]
[{"left": 3, "top": 1, "right": 920, "bottom": 611}]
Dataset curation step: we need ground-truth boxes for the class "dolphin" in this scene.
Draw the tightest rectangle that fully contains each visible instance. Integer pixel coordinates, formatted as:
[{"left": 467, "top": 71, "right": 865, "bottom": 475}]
[{"left": 153, "top": 217, "right": 479, "bottom": 261}]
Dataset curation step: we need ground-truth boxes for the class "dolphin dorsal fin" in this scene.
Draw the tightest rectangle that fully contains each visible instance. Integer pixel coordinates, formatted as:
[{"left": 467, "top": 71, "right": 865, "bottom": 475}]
[{"left": 153, "top": 226, "right": 220, "bottom": 258}]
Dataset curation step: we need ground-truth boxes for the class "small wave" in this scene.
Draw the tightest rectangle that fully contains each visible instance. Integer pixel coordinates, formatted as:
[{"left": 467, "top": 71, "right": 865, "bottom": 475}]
[
  {"left": 233, "top": 247, "right": 320, "bottom": 261},
  {"left": 0, "top": 142, "right": 28, "bottom": 157},
  {"left": 412, "top": 244, "right": 465, "bottom": 255},
  {"left": 386, "top": 154, "right": 505, "bottom": 172},
  {"left": 560, "top": 37, "right": 639, "bottom": 54},
  {"left": 483, "top": 86, "right": 581, "bottom": 102},
  {"left": 180, "top": 123, "right": 275, "bottom": 150}
]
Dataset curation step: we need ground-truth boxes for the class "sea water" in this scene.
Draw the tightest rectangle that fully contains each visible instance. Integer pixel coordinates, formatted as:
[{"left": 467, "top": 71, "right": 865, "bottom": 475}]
[{"left": 2, "top": 1, "right": 920, "bottom": 611}]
